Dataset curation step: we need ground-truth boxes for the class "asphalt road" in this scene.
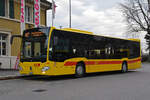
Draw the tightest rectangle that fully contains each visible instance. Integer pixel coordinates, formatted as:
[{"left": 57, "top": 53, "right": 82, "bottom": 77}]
[{"left": 0, "top": 63, "right": 150, "bottom": 100}]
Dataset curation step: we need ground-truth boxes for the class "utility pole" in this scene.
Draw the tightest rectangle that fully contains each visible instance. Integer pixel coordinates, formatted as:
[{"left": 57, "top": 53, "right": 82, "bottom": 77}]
[
  {"left": 148, "top": 0, "right": 150, "bottom": 11},
  {"left": 69, "top": 0, "right": 71, "bottom": 28},
  {"left": 148, "top": 0, "right": 150, "bottom": 5}
]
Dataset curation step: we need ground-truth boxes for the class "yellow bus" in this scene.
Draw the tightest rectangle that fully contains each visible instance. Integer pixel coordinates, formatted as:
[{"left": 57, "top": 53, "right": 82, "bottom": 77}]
[{"left": 11, "top": 27, "right": 141, "bottom": 77}]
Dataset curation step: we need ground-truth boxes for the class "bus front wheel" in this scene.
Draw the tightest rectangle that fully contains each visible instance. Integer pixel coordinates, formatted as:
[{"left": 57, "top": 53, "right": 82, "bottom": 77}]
[
  {"left": 121, "top": 62, "right": 128, "bottom": 73},
  {"left": 75, "top": 63, "right": 85, "bottom": 78}
]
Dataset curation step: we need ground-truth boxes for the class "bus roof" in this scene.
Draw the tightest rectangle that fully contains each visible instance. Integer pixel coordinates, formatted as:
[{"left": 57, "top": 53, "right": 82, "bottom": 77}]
[
  {"left": 54, "top": 27, "right": 140, "bottom": 42},
  {"left": 127, "top": 38, "right": 141, "bottom": 42},
  {"left": 61, "top": 28, "right": 93, "bottom": 35}
]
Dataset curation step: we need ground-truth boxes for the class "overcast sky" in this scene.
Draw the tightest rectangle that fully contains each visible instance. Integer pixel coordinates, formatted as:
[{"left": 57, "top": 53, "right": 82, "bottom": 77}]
[
  {"left": 47, "top": 0, "right": 127, "bottom": 38},
  {"left": 46, "top": 0, "right": 148, "bottom": 52}
]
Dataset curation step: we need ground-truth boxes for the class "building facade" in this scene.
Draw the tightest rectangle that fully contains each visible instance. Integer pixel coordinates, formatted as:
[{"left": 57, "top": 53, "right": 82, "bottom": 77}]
[{"left": 0, "top": 0, "right": 51, "bottom": 69}]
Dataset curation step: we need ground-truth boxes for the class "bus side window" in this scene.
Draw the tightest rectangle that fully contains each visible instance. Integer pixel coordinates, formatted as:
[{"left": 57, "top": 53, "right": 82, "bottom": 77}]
[
  {"left": 104, "top": 44, "right": 115, "bottom": 59},
  {"left": 54, "top": 36, "right": 58, "bottom": 46},
  {"left": 128, "top": 42, "right": 140, "bottom": 58}
]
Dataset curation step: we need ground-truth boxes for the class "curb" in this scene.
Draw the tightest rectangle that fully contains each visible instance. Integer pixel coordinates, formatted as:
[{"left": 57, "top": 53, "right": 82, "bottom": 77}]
[
  {"left": 0, "top": 75, "right": 31, "bottom": 80},
  {"left": 0, "top": 75, "right": 50, "bottom": 80},
  {"left": 0, "top": 69, "right": 19, "bottom": 71},
  {"left": 0, "top": 75, "right": 23, "bottom": 80}
]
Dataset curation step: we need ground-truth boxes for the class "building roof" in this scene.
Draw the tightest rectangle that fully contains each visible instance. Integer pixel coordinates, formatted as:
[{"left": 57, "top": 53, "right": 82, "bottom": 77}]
[
  {"left": 23, "top": 0, "right": 52, "bottom": 10},
  {"left": 41, "top": 0, "right": 52, "bottom": 10},
  {"left": 41, "top": 0, "right": 51, "bottom": 4}
]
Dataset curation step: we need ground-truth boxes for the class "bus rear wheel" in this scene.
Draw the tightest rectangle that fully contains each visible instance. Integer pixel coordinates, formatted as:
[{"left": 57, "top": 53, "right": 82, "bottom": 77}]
[
  {"left": 121, "top": 62, "right": 128, "bottom": 73},
  {"left": 75, "top": 63, "right": 85, "bottom": 78}
]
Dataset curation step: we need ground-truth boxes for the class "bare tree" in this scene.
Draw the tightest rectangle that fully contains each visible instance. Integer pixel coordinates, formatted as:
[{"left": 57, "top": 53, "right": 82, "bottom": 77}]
[{"left": 120, "top": 0, "right": 150, "bottom": 57}]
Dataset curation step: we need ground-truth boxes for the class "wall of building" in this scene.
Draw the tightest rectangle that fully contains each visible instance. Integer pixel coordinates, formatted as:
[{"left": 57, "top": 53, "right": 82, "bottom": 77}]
[
  {"left": 41, "top": 9, "right": 46, "bottom": 26},
  {"left": 14, "top": 1, "right": 21, "bottom": 20},
  {"left": 0, "top": 0, "right": 50, "bottom": 69},
  {"left": 0, "top": 56, "right": 17, "bottom": 69}
]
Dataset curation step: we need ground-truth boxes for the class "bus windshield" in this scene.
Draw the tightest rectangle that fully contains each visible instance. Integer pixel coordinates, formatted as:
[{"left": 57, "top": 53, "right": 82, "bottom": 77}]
[{"left": 20, "top": 27, "right": 50, "bottom": 62}]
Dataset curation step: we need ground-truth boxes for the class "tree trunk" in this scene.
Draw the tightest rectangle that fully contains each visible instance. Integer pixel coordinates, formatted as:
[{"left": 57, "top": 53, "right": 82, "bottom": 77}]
[
  {"left": 148, "top": 47, "right": 150, "bottom": 62},
  {"left": 145, "top": 31, "right": 150, "bottom": 62}
]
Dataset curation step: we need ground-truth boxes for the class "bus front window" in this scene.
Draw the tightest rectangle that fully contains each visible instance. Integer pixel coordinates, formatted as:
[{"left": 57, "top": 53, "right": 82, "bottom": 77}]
[
  {"left": 21, "top": 27, "right": 50, "bottom": 62},
  {"left": 34, "top": 42, "right": 41, "bottom": 56},
  {"left": 24, "top": 42, "right": 32, "bottom": 57}
]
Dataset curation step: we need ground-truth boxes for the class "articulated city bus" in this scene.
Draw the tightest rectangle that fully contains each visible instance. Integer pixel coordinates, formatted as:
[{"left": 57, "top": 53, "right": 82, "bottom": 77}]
[{"left": 12, "top": 27, "right": 141, "bottom": 77}]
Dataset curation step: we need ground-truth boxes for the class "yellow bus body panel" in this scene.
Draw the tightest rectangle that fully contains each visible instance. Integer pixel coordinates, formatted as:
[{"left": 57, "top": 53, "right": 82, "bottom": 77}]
[{"left": 19, "top": 57, "right": 141, "bottom": 76}]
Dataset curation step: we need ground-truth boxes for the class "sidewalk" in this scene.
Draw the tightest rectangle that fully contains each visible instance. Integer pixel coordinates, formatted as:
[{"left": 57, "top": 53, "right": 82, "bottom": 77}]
[{"left": 0, "top": 69, "right": 22, "bottom": 80}]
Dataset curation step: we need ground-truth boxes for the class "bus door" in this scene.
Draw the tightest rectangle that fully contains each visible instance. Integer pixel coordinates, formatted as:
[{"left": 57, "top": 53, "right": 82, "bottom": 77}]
[{"left": 49, "top": 35, "right": 73, "bottom": 75}]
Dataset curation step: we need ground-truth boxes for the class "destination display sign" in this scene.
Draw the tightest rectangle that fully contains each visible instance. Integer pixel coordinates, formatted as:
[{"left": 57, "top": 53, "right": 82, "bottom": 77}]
[{"left": 25, "top": 32, "right": 43, "bottom": 37}]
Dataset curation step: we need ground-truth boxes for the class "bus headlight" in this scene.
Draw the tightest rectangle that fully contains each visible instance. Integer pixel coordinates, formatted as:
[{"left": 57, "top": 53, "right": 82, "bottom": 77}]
[{"left": 42, "top": 66, "right": 50, "bottom": 72}]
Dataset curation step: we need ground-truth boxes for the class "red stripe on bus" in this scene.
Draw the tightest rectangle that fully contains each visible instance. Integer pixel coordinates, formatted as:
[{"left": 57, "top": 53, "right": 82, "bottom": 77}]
[
  {"left": 128, "top": 58, "right": 141, "bottom": 64},
  {"left": 64, "top": 58, "right": 141, "bottom": 66},
  {"left": 64, "top": 62, "right": 77, "bottom": 66},
  {"left": 64, "top": 61, "right": 122, "bottom": 66},
  {"left": 85, "top": 61, "right": 95, "bottom": 65}
]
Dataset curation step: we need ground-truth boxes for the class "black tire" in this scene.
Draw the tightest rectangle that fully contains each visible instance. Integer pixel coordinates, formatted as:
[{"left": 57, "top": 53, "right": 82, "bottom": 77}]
[
  {"left": 121, "top": 62, "right": 128, "bottom": 73},
  {"left": 75, "top": 63, "right": 85, "bottom": 78}
]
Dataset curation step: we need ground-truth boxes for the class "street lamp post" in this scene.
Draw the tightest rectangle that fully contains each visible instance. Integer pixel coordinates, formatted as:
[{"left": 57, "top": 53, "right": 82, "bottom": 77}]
[
  {"left": 148, "top": 0, "right": 150, "bottom": 10},
  {"left": 69, "top": 0, "right": 71, "bottom": 28}
]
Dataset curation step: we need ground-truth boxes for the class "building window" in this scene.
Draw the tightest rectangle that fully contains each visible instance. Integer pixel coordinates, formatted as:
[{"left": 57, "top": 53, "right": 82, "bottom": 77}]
[
  {"left": 9, "top": 0, "right": 14, "bottom": 18},
  {"left": 25, "top": 6, "right": 33, "bottom": 23},
  {"left": 0, "top": 0, "right": 14, "bottom": 18},
  {"left": 0, "top": 0, "right": 5, "bottom": 17},
  {"left": 0, "top": 33, "right": 8, "bottom": 56}
]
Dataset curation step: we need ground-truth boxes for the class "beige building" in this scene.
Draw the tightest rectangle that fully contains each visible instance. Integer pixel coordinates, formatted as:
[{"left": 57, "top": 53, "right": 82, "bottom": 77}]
[{"left": 0, "top": 0, "right": 51, "bottom": 69}]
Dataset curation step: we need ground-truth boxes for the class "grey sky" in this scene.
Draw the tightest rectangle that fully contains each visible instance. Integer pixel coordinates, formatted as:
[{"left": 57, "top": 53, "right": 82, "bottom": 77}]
[
  {"left": 81, "top": 0, "right": 125, "bottom": 10},
  {"left": 46, "top": 0, "right": 147, "bottom": 52},
  {"left": 47, "top": 0, "right": 126, "bottom": 37}
]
